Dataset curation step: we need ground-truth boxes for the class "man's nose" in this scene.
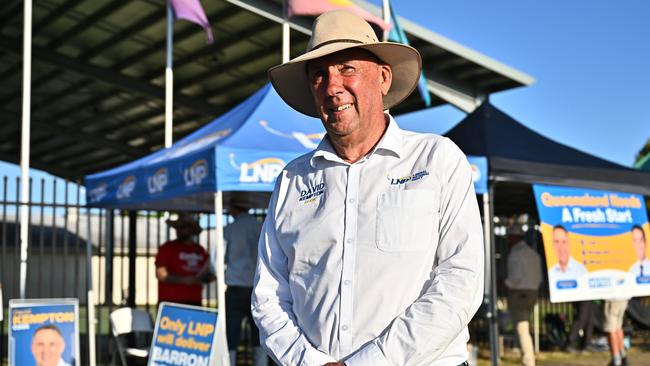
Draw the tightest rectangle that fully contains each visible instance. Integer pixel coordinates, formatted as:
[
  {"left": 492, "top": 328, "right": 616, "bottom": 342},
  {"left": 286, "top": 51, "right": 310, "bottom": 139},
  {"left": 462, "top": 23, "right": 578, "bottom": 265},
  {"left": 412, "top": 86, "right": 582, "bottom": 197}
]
[{"left": 324, "top": 69, "right": 344, "bottom": 96}]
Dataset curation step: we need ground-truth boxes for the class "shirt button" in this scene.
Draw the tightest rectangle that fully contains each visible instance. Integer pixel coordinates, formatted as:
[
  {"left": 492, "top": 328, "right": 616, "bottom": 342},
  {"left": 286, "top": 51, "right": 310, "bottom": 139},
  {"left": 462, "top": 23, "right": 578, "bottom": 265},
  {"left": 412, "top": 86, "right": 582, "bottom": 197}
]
[
  {"left": 348, "top": 198, "right": 355, "bottom": 204},
  {"left": 346, "top": 238, "right": 353, "bottom": 244},
  {"left": 344, "top": 280, "right": 350, "bottom": 286},
  {"left": 342, "top": 325, "right": 349, "bottom": 331}
]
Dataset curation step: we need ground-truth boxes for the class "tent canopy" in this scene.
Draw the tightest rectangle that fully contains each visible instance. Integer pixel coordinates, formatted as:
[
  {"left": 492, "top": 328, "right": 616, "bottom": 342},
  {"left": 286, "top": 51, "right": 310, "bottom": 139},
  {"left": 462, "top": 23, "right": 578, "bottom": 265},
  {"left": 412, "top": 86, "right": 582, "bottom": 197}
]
[
  {"left": 441, "top": 102, "right": 650, "bottom": 216},
  {"left": 445, "top": 102, "right": 650, "bottom": 197},
  {"left": 84, "top": 84, "right": 324, "bottom": 211}
]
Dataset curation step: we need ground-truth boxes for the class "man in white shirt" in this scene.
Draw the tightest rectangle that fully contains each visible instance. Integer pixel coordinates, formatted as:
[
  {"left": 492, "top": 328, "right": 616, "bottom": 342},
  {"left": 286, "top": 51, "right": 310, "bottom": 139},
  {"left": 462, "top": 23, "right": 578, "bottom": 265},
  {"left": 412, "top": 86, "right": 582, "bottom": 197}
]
[
  {"left": 547, "top": 225, "right": 587, "bottom": 289},
  {"left": 629, "top": 225, "right": 650, "bottom": 279},
  {"left": 224, "top": 197, "right": 266, "bottom": 366},
  {"left": 252, "top": 10, "right": 484, "bottom": 366},
  {"left": 31, "top": 325, "right": 72, "bottom": 366},
  {"left": 505, "top": 226, "right": 542, "bottom": 366}
]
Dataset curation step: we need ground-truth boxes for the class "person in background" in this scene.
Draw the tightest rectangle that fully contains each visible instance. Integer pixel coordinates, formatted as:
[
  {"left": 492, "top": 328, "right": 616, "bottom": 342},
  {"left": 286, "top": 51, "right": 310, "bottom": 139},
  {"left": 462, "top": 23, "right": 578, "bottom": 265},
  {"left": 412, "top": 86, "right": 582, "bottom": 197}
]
[
  {"left": 225, "top": 197, "right": 267, "bottom": 366},
  {"left": 629, "top": 225, "right": 649, "bottom": 279},
  {"left": 604, "top": 297, "right": 630, "bottom": 366},
  {"left": 565, "top": 300, "right": 600, "bottom": 353},
  {"left": 155, "top": 213, "right": 215, "bottom": 306},
  {"left": 505, "top": 225, "right": 542, "bottom": 366},
  {"left": 253, "top": 10, "right": 484, "bottom": 366}
]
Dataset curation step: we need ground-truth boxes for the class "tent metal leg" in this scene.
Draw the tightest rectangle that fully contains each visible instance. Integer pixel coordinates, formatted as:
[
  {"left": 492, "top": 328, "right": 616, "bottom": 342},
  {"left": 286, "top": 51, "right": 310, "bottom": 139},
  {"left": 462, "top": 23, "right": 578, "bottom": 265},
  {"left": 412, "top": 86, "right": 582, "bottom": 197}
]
[
  {"left": 215, "top": 191, "right": 231, "bottom": 366},
  {"left": 485, "top": 183, "right": 500, "bottom": 365},
  {"left": 86, "top": 207, "right": 96, "bottom": 366}
]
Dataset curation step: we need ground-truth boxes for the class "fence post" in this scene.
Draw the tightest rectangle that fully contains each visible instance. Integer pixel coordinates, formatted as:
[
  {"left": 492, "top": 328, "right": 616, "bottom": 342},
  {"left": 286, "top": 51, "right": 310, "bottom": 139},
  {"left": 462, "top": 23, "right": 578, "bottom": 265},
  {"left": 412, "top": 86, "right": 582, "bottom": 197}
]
[{"left": 127, "top": 210, "right": 137, "bottom": 307}]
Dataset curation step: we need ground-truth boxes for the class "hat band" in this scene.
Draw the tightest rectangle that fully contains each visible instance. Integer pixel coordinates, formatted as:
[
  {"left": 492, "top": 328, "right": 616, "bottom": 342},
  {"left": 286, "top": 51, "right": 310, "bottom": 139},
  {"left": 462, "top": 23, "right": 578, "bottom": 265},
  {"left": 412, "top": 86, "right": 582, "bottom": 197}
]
[{"left": 311, "top": 38, "right": 364, "bottom": 51}]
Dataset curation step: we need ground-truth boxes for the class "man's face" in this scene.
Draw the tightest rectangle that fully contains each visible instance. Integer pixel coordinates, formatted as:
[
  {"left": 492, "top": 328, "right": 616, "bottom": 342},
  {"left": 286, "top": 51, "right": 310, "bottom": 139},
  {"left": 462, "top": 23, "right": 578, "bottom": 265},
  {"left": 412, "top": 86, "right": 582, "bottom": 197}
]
[
  {"left": 552, "top": 228, "right": 570, "bottom": 266},
  {"left": 307, "top": 48, "right": 392, "bottom": 139},
  {"left": 632, "top": 228, "right": 647, "bottom": 261},
  {"left": 31, "top": 328, "right": 65, "bottom": 366}
]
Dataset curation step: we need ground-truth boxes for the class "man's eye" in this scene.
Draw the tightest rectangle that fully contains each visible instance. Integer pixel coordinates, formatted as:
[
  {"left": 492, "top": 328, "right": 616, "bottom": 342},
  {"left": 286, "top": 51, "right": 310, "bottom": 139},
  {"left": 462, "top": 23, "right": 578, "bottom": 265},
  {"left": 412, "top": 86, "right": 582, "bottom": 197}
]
[{"left": 341, "top": 65, "right": 355, "bottom": 73}]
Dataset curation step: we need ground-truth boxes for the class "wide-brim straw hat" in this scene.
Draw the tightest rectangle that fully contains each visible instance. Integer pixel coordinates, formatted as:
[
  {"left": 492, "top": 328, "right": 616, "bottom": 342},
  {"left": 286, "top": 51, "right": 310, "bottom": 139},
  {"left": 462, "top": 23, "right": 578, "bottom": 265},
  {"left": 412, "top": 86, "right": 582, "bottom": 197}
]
[
  {"left": 268, "top": 9, "right": 422, "bottom": 118},
  {"left": 166, "top": 213, "right": 202, "bottom": 235}
]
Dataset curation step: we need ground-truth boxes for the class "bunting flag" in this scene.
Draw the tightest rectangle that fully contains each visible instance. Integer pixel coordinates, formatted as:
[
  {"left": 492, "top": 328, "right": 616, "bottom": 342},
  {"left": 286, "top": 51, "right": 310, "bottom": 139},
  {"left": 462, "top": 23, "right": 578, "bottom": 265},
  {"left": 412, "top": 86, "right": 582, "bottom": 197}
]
[
  {"left": 386, "top": 1, "right": 431, "bottom": 107},
  {"left": 288, "top": 0, "right": 391, "bottom": 31},
  {"left": 169, "top": 0, "right": 213, "bottom": 44}
]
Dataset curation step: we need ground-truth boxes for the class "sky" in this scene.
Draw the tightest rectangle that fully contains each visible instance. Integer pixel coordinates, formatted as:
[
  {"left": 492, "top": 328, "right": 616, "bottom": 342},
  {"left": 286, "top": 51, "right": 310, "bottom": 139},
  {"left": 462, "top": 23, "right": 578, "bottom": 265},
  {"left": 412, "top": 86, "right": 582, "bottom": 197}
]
[
  {"left": 383, "top": 0, "right": 650, "bottom": 167},
  {"left": 2, "top": 0, "right": 649, "bottom": 201}
]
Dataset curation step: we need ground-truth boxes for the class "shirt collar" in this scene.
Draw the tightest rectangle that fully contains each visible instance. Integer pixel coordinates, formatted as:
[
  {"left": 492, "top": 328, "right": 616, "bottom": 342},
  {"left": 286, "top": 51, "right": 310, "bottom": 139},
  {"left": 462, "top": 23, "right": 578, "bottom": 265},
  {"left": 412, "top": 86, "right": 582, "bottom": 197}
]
[{"left": 310, "top": 113, "right": 403, "bottom": 167}]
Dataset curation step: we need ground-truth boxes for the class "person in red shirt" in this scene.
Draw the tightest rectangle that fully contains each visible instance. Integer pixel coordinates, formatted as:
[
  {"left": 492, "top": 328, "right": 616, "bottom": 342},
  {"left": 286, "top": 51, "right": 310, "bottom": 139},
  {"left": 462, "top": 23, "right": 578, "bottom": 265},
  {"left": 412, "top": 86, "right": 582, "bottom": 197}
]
[{"left": 155, "top": 213, "right": 215, "bottom": 306}]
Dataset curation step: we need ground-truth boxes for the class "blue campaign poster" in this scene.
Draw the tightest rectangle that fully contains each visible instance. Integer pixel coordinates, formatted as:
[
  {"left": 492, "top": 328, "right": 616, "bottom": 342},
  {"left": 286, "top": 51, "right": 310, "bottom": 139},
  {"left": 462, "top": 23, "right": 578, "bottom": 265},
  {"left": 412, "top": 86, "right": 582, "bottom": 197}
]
[
  {"left": 149, "top": 302, "right": 219, "bottom": 366},
  {"left": 533, "top": 184, "right": 650, "bottom": 303},
  {"left": 8, "top": 299, "right": 80, "bottom": 366}
]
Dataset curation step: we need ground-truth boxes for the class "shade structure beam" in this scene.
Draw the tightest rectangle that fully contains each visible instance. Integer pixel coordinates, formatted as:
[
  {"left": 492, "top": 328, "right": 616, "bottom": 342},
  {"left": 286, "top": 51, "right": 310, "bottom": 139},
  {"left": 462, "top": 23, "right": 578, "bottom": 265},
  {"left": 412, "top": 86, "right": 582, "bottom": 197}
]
[
  {"left": 2, "top": 108, "right": 149, "bottom": 157},
  {"left": 0, "top": 35, "right": 220, "bottom": 116},
  {"left": 424, "top": 68, "right": 486, "bottom": 113}
]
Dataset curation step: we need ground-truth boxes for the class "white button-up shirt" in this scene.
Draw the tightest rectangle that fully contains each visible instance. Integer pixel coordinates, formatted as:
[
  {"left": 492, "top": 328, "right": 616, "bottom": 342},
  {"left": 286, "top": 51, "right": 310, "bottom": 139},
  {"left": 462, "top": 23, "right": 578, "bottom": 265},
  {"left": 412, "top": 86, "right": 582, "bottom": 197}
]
[
  {"left": 630, "top": 258, "right": 650, "bottom": 278},
  {"left": 548, "top": 257, "right": 588, "bottom": 289},
  {"left": 252, "top": 117, "right": 484, "bottom": 366},
  {"left": 506, "top": 241, "right": 542, "bottom": 291}
]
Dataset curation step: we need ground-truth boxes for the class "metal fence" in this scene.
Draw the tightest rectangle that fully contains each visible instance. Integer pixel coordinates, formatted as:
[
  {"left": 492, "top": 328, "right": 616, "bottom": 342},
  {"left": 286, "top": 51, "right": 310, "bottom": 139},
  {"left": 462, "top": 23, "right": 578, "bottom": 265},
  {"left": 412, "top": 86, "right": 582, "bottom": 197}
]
[
  {"left": 0, "top": 175, "right": 224, "bottom": 364},
  {"left": 0, "top": 175, "right": 648, "bottom": 364}
]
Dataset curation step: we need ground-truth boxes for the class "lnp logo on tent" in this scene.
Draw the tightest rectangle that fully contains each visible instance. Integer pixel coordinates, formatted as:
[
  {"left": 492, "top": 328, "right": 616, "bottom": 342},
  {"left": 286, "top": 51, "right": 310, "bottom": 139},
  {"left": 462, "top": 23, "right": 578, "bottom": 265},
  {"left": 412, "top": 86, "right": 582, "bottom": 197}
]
[
  {"left": 184, "top": 159, "right": 208, "bottom": 187},
  {"left": 259, "top": 120, "right": 324, "bottom": 149},
  {"left": 148, "top": 168, "right": 168, "bottom": 194},
  {"left": 117, "top": 176, "right": 136, "bottom": 200},
  {"left": 230, "top": 153, "right": 285, "bottom": 184},
  {"left": 88, "top": 183, "right": 107, "bottom": 203}
]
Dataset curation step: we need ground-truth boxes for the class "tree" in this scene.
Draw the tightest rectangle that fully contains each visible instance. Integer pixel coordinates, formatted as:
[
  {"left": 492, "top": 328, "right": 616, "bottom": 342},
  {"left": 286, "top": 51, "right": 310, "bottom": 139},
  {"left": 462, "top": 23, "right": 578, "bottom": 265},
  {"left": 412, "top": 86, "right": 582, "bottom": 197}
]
[{"left": 636, "top": 137, "right": 650, "bottom": 168}]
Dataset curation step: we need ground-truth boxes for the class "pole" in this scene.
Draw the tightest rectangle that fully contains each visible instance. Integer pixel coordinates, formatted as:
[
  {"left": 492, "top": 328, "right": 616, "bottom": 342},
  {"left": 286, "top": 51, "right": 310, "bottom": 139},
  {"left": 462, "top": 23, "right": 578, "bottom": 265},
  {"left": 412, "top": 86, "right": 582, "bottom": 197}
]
[
  {"left": 282, "top": 0, "right": 290, "bottom": 63},
  {"left": 86, "top": 208, "right": 96, "bottom": 366},
  {"left": 485, "top": 183, "right": 500, "bottom": 365},
  {"left": 534, "top": 302, "right": 540, "bottom": 354},
  {"left": 381, "top": 0, "right": 390, "bottom": 41},
  {"left": 18, "top": 0, "right": 33, "bottom": 299},
  {"left": 127, "top": 211, "right": 137, "bottom": 307},
  {"left": 214, "top": 191, "right": 230, "bottom": 366},
  {"left": 165, "top": 4, "right": 174, "bottom": 148}
]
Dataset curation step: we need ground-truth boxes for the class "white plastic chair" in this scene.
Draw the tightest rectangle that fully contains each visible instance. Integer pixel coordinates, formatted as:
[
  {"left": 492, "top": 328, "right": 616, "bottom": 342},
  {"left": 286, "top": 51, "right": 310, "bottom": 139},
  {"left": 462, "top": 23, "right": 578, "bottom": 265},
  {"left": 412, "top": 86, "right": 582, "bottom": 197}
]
[{"left": 109, "top": 307, "right": 154, "bottom": 366}]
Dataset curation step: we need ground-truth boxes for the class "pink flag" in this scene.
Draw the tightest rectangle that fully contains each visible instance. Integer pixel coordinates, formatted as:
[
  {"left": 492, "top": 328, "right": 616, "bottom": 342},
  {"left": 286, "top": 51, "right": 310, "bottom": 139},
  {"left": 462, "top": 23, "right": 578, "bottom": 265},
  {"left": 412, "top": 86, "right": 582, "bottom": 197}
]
[
  {"left": 169, "top": 0, "right": 214, "bottom": 44},
  {"left": 288, "top": 0, "right": 391, "bottom": 31}
]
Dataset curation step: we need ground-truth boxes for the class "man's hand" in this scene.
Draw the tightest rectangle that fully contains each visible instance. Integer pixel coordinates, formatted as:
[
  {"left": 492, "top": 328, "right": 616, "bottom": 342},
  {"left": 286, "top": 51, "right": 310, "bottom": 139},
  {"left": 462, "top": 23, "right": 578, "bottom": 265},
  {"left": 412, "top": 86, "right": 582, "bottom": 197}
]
[{"left": 323, "top": 363, "right": 346, "bottom": 366}]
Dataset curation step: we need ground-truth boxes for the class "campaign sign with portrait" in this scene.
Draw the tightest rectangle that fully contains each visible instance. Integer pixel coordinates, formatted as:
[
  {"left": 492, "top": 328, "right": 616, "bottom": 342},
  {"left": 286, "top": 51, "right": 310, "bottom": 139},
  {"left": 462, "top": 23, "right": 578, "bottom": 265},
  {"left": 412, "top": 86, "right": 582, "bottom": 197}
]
[
  {"left": 8, "top": 298, "right": 80, "bottom": 366},
  {"left": 149, "top": 302, "right": 219, "bottom": 366},
  {"left": 533, "top": 184, "right": 650, "bottom": 303}
]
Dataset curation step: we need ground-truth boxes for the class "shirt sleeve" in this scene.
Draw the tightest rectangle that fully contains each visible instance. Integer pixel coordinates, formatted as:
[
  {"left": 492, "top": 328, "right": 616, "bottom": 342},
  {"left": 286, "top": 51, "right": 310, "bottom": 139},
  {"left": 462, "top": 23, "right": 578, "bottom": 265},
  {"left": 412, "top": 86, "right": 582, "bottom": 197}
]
[
  {"left": 155, "top": 243, "right": 170, "bottom": 268},
  {"left": 252, "top": 173, "right": 337, "bottom": 366},
  {"left": 346, "top": 138, "right": 485, "bottom": 365}
]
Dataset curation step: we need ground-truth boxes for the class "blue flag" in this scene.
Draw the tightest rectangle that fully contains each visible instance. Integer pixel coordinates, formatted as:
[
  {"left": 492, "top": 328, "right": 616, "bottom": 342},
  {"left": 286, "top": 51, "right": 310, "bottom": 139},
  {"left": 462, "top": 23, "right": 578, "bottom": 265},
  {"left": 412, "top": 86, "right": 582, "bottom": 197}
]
[{"left": 387, "top": 1, "right": 431, "bottom": 107}]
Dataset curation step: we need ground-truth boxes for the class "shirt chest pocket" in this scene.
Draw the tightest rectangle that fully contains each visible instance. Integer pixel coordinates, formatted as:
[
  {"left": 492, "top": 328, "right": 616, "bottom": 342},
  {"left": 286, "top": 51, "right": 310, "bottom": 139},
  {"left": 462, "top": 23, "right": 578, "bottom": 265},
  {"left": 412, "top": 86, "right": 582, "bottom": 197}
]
[{"left": 376, "top": 189, "right": 440, "bottom": 252}]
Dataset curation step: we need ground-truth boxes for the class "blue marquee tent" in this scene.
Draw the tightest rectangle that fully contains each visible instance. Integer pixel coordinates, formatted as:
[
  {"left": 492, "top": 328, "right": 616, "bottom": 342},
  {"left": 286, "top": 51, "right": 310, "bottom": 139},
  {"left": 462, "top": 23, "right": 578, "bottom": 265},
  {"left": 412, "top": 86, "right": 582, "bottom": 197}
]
[
  {"left": 84, "top": 84, "right": 324, "bottom": 356},
  {"left": 85, "top": 83, "right": 325, "bottom": 211}
]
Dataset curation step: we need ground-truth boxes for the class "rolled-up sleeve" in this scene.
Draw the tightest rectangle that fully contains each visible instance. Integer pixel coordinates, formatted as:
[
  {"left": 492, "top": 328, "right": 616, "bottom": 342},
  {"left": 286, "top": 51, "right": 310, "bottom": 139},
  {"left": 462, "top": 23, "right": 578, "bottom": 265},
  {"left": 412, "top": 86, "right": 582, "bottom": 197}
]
[
  {"left": 252, "top": 173, "right": 337, "bottom": 366},
  {"left": 345, "top": 138, "right": 485, "bottom": 365}
]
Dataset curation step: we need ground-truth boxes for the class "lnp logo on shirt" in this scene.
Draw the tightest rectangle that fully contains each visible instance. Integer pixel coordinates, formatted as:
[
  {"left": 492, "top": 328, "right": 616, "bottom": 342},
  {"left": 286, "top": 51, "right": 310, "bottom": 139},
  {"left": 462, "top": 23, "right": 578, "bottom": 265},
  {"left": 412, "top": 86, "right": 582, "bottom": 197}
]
[
  {"left": 117, "top": 176, "right": 136, "bottom": 199},
  {"left": 299, "top": 182, "right": 326, "bottom": 204},
  {"left": 387, "top": 170, "right": 429, "bottom": 185}
]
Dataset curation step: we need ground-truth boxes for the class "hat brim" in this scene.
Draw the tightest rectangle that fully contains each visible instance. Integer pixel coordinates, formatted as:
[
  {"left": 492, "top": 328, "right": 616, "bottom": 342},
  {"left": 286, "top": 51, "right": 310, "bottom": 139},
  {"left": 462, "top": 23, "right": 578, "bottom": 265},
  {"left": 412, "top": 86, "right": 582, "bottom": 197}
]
[{"left": 269, "top": 42, "right": 422, "bottom": 118}]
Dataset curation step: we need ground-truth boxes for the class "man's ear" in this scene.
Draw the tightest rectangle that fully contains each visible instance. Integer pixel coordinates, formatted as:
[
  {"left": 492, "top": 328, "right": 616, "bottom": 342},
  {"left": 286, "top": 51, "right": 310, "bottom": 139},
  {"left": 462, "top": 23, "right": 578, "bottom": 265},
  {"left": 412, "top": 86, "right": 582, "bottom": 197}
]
[{"left": 379, "top": 65, "right": 392, "bottom": 96}]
